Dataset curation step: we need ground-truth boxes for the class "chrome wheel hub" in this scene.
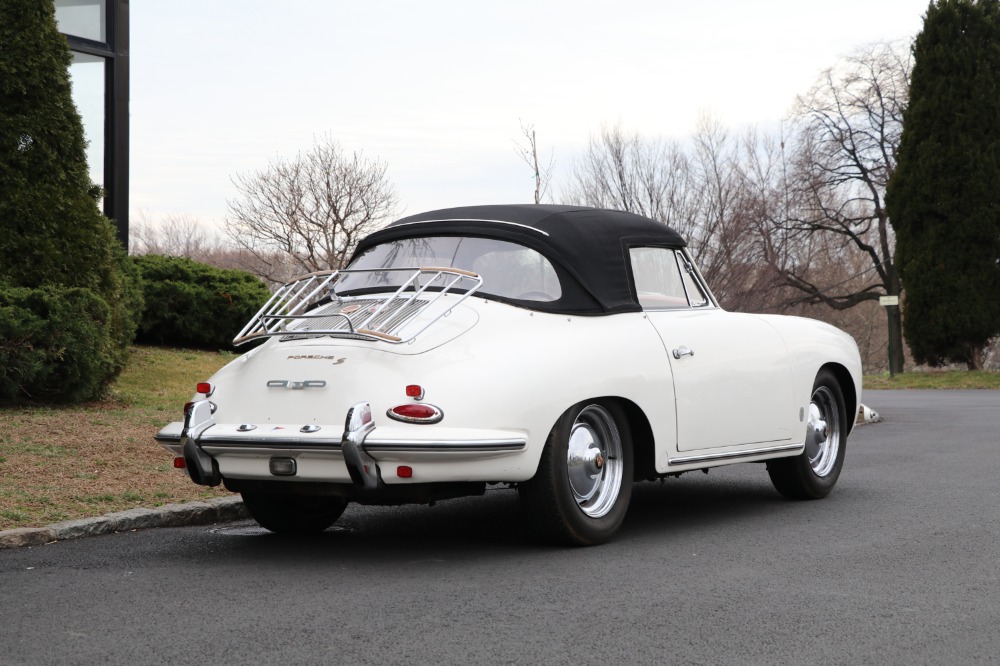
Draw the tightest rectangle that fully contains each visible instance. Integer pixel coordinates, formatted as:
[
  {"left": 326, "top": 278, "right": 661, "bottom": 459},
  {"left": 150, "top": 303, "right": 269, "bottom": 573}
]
[
  {"left": 566, "top": 405, "right": 623, "bottom": 518},
  {"left": 805, "top": 386, "right": 840, "bottom": 477}
]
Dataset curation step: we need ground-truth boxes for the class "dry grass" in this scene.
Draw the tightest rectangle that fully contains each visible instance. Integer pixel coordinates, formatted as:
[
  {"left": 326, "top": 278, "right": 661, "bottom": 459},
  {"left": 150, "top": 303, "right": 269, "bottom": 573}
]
[
  {"left": 3, "top": 348, "right": 995, "bottom": 530},
  {"left": 864, "top": 369, "right": 1000, "bottom": 390},
  {"left": 0, "top": 347, "right": 234, "bottom": 530}
]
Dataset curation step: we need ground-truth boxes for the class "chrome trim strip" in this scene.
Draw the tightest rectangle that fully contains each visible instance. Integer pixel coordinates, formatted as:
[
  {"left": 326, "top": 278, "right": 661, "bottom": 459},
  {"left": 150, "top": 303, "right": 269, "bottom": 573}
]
[
  {"left": 389, "top": 218, "right": 551, "bottom": 236},
  {"left": 192, "top": 434, "right": 525, "bottom": 454},
  {"left": 155, "top": 422, "right": 184, "bottom": 443},
  {"left": 363, "top": 438, "right": 527, "bottom": 452},
  {"left": 199, "top": 436, "right": 344, "bottom": 449},
  {"left": 668, "top": 442, "right": 802, "bottom": 466}
]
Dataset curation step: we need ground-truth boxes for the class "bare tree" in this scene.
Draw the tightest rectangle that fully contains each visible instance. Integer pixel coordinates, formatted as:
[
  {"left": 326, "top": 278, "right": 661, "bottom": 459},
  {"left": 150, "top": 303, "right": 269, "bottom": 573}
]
[
  {"left": 130, "top": 210, "right": 222, "bottom": 259},
  {"left": 563, "top": 119, "right": 788, "bottom": 312},
  {"left": 774, "top": 41, "right": 911, "bottom": 373},
  {"left": 225, "top": 138, "right": 398, "bottom": 283},
  {"left": 514, "top": 120, "right": 555, "bottom": 204},
  {"left": 563, "top": 122, "right": 695, "bottom": 228},
  {"left": 685, "top": 116, "right": 764, "bottom": 308}
]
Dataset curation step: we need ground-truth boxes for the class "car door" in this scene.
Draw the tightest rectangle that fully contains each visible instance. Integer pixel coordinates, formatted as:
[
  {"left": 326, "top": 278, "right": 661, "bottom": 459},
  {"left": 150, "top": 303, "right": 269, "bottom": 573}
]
[{"left": 630, "top": 247, "right": 795, "bottom": 452}]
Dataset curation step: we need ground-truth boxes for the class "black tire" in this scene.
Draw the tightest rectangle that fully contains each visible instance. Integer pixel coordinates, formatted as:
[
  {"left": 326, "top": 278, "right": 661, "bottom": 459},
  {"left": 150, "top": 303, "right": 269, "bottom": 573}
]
[
  {"left": 241, "top": 491, "right": 348, "bottom": 534},
  {"left": 518, "top": 400, "right": 634, "bottom": 546},
  {"left": 767, "top": 369, "right": 848, "bottom": 500}
]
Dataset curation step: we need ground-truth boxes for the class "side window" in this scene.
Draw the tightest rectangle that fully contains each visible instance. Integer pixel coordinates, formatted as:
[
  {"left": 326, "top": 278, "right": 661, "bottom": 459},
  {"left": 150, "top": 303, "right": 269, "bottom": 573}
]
[
  {"left": 629, "top": 247, "right": 689, "bottom": 309},
  {"left": 629, "top": 247, "right": 711, "bottom": 310}
]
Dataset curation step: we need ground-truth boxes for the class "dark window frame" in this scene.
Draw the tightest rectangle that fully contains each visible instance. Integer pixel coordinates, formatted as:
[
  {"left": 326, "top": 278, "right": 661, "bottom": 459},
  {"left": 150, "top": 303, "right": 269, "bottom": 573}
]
[{"left": 62, "top": 0, "right": 129, "bottom": 248}]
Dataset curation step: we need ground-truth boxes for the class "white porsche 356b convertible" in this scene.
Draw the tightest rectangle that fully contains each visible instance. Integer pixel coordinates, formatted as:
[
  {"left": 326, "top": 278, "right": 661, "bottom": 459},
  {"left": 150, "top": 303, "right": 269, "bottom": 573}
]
[{"left": 156, "top": 204, "right": 862, "bottom": 545}]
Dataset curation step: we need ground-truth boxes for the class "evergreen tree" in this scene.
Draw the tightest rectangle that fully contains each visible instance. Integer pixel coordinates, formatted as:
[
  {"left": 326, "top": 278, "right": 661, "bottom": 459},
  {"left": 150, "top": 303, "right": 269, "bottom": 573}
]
[
  {"left": 0, "top": 0, "right": 140, "bottom": 401},
  {"left": 887, "top": 0, "right": 1000, "bottom": 370}
]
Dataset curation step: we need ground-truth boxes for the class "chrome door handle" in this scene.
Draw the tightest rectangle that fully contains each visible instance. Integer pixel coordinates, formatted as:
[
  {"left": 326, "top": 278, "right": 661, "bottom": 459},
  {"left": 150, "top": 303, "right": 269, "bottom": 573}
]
[{"left": 672, "top": 346, "right": 694, "bottom": 359}]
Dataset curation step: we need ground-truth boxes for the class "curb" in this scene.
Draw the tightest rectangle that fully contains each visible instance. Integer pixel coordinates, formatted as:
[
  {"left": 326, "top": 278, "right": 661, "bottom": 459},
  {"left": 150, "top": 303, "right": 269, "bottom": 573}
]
[{"left": 0, "top": 496, "right": 248, "bottom": 550}]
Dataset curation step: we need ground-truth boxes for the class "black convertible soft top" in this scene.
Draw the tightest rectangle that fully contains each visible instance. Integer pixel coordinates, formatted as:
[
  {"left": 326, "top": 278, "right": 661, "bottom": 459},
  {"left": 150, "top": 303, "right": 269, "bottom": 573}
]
[{"left": 351, "top": 204, "right": 686, "bottom": 315}]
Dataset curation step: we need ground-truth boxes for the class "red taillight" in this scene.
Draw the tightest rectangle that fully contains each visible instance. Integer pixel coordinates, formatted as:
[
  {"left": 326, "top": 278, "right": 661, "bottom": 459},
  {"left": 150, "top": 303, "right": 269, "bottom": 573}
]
[
  {"left": 405, "top": 384, "right": 424, "bottom": 400},
  {"left": 173, "top": 457, "right": 186, "bottom": 469},
  {"left": 196, "top": 382, "right": 213, "bottom": 396},
  {"left": 397, "top": 465, "right": 413, "bottom": 478},
  {"left": 183, "top": 401, "right": 194, "bottom": 415},
  {"left": 386, "top": 403, "right": 443, "bottom": 424}
]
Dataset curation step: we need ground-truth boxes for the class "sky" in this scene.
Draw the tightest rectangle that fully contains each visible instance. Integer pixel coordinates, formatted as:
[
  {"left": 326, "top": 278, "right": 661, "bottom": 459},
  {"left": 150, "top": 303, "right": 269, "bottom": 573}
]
[{"left": 125, "top": 0, "right": 929, "bottom": 233}]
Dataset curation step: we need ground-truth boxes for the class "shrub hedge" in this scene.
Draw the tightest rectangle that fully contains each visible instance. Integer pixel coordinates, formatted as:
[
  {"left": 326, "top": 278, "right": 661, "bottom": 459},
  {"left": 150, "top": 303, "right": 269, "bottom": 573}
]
[
  {"left": 0, "top": 1, "right": 143, "bottom": 404},
  {"left": 0, "top": 283, "right": 115, "bottom": 403},
  {"left": 133, "top": 255, "right": 271, "bottom": 350}
]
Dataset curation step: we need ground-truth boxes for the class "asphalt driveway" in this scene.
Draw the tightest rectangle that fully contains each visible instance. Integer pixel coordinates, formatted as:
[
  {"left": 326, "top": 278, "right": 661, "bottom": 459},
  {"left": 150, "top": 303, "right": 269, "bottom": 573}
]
[{"left": 0, "top": 389, "right": 998, "bottom": 664}]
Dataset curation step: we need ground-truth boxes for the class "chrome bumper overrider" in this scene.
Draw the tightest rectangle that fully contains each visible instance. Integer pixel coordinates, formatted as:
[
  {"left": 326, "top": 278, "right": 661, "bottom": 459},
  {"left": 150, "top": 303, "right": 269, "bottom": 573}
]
[
  {"left": 341, "top": 402, "right": 380, "bottom": 489},
  {"left": 157, "top": 400, "right": 527, "bottom": 488},
  {"left": 181, "top": 400, "right": 220, "bottom": 486}
]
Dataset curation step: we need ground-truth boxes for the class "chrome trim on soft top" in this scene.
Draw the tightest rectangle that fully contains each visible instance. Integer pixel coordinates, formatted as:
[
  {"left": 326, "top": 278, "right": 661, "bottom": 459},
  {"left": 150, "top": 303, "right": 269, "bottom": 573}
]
[{"left": 388, "top": 218, "right": 551, "bottom": 236}]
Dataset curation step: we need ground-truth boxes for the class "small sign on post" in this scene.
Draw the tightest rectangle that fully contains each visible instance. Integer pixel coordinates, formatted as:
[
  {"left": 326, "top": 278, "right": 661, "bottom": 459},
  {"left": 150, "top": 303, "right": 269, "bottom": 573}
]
[{"left": 880, "top": 294, "right": 900, "bottom": 377}]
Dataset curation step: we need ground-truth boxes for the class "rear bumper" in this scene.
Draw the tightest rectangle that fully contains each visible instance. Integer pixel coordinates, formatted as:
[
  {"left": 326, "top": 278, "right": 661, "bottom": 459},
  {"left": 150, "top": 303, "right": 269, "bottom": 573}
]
[{"left": 156, "top": 401, "right": 530, "bottom": 487}]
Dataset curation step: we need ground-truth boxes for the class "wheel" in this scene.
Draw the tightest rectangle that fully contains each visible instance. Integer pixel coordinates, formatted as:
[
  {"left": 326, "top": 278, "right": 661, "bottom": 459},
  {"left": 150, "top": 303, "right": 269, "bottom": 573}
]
[
  {"left": 518, "top": 400, "right": 633, "bottom": 545},
  {"left": 241, "top": 491, "right": 348, "bottom": 534},
  {"left": 767, "top": 369, "right": 847, "bottom": 499}
]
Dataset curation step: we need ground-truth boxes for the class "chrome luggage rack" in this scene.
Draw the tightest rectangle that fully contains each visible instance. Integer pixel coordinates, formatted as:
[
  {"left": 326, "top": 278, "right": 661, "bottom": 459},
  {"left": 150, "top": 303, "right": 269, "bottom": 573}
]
[{"left": 232, "top": 267, "right": 483, "bottom": 346}]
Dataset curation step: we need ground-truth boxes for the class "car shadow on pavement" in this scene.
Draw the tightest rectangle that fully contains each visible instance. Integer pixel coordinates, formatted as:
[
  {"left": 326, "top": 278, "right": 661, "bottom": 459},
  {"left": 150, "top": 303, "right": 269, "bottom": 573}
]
[
  {"left": 149, "top": 470, "right": 789, "bottom": 565},
  {"left": 621, "top": 469, "right": 787, "bottom": 534}
]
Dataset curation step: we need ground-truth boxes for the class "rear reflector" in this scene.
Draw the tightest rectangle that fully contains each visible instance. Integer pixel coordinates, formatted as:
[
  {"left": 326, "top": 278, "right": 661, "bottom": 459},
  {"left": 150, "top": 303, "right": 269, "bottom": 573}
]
[
  {"left": 386, "top": 403, "right": 443, "bottom": 424},
  {"left": 196, "top": 382, "right": 213, "bottom": 396},
  {"left": 173, "top": 457, "right": 186, "bottom": 469},
  {"left": 405, "top": 384, "right": 424, "bottom": 400},
  {"left": 397, "top": 465, "right": 413, "bottom": 478}
]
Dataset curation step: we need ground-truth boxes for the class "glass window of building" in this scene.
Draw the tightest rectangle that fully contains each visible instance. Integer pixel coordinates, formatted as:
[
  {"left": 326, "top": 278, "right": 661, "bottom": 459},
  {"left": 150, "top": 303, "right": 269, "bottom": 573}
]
[
  {"left": 54, "top": 0, "right": 107, "bottom": 43},
  {"left": 68, "top": 52, "right": 105, "bottom": 190}
]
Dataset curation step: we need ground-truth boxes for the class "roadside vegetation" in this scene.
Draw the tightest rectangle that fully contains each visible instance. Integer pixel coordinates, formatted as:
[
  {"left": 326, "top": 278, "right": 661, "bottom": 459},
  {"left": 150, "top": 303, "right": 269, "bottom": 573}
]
[
  {"left": 0, "top": 346, "right": 232, "bottom": 530},
  {"left": 2, "top": 345, "right": 997, "bottom": 531},
  {"left": 2, "top": 0, "right": 999, "bottom": 534},
  {"left": 863, "top": 370, "right": 1000, "bottom": 391}
]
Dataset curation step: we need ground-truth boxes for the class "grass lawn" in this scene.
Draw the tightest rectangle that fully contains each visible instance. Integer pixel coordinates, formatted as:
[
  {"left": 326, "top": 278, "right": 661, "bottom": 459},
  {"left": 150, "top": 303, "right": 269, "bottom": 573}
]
[
  {"left": 0, "top": 346, "right": 233, "bottom": 530},
  {"left": 2, "top": 346, "right": 996, "bottom": 531},
  {"left": 864, "top": 369, "right": 1000, "bottom": 390}
]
